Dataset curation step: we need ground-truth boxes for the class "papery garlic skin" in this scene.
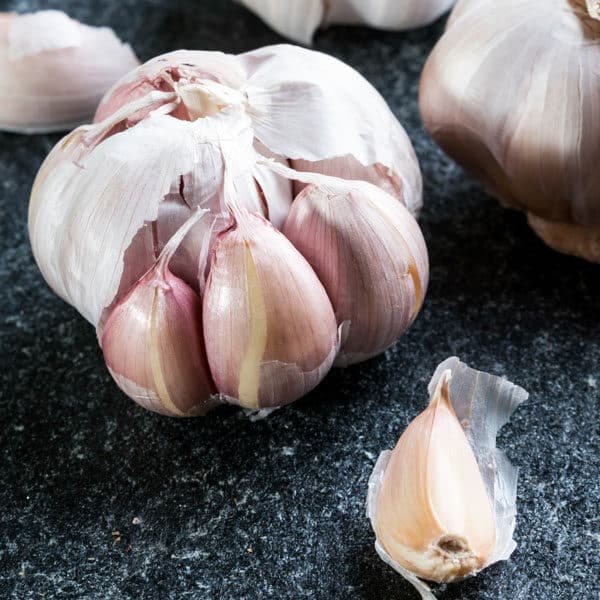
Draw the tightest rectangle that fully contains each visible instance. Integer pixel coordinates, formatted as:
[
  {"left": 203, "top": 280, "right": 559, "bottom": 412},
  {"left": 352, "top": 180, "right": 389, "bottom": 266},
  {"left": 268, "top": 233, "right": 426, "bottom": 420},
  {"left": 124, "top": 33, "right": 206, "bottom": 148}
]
[
  {"left": 203, "top": 211, "right": 338, "bottom": 409},
  {"left": 283, "top": 180, "right": 428, "bottom": 366},
  {"left": 0, "top": 10, "right": 139, "bottom": 133},
  {"left": 373, "top": 372, "right": 496, "bottom": 582},
  {"left": 238, "top": 0, "right": 455, "bottom": 45},
  {"left": 367, "top": 357, "right": 528, "bottom": 595},
  {"left": 420, "top": 0, "right": 600, "bottom": 262}
]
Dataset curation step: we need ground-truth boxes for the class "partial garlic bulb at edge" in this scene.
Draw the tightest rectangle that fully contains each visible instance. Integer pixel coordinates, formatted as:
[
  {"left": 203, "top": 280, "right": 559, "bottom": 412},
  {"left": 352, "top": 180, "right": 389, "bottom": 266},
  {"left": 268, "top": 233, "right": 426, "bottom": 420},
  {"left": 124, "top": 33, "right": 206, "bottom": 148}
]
[
  {"left": 367, "top": 357, "right": 528, "bottom": 597},
  {"left": 420, "top": 0, "right": 600, "bottom": 262},
  {"left": 238, "top": 0, "right": 456, "bottom": 45},
  {"left": 0, "top": 10, "right": 139, "bottom": 133}
]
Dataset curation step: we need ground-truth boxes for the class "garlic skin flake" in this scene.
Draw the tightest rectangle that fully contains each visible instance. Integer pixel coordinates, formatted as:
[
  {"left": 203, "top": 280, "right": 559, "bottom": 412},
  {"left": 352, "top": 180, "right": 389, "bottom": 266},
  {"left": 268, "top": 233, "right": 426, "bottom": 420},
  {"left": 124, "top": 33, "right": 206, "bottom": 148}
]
[
  {"left": 367, "top": 357, "right": 528, "bottom": 595},
  {"left": 0, "top": 10, "right": 139, "bottom": 134},
  {"left": 420, "top": 0, "right": 600, "bottom": 262},
  {"left": 203, "top": 209, "right": 338, "bottom": 409},
  {"left": 283, "top": 179, "right": 428, "bottom": 366},
  {"left": 239, "top": 0, "right": 455, "bottom": 45}
]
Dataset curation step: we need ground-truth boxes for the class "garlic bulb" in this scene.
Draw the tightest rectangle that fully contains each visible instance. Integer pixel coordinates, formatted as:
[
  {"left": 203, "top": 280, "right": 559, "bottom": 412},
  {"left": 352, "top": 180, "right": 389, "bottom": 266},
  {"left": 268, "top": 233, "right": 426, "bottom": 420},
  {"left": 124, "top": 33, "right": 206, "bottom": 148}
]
[
  {"left": 420, "top": 0, "right": 600, "bottom": 262},
  {"left": 238, "top": 0, "right": 456, "bottom": 45},
  {"left": 283, "top": 177, "right": 428, "bottom": 366},
  {"left": 0, "top": 10, "right": 139, "bottom": 133},
  {"left": 29, "top": 46, "right": 426, "bottom": 414},
  {"left": 367, "top": 357, "right": 528, "bottom": 597},
  {"left": 203, "top": 207, "right": 338, "bottom": 409}
]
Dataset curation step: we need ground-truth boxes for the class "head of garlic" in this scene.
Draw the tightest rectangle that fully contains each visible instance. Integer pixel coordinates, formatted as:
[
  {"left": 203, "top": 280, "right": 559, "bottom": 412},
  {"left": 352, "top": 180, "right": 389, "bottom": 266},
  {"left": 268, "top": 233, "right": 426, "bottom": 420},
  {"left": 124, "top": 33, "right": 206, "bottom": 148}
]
[
  {"left": 0, "top": 10, "right": 139, "bottom": 134},
  {"left": 238, "top": 0, "right": 456, "bottom": 45},
  {"left": 420, "top": 0, "right": 600, "bottom": 262},
  {"left": 29, "top": 45, "right": 427, "bottom": 415},
  {"left": 367, "top": 357, "right": 528, "bottom": 597}
]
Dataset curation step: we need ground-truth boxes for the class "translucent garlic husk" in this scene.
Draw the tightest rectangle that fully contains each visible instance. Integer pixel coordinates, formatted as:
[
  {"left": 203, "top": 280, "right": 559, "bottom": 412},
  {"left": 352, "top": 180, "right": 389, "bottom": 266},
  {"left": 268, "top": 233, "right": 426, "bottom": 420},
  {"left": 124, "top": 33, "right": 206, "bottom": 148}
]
[
  {"left": 101, "top": 210, "right": 216, "bottom": 417},
  {"left": 0, "top": 10, "right": 139, "bottom": 133},
  {"left": 420, "top": 0, "right": 600, "bottom": 262},
  {"left": 283, "top": 178, "right": 429, "bottom": 366},
  {"left": 238, "top": 0, "right": 456, "bottom": 45},
  {"left": 203, "top": 207, "right": 339, "bottom": 409},
  {"left": 367, "top": 357, "right": 528, "bottom": 598}
]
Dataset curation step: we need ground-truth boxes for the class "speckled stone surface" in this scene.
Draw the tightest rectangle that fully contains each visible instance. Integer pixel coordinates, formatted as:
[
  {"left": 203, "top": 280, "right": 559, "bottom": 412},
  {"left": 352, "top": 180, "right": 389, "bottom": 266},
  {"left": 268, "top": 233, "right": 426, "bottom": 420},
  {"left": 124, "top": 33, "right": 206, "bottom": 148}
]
[{"left": 1, "top": 1, "right": 599, "bottom": 599}]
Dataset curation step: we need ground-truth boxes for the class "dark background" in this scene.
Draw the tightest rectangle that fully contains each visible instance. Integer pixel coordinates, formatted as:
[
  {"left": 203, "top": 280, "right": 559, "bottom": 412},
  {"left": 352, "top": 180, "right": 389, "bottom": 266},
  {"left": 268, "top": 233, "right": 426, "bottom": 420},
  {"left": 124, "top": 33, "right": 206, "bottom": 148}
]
[{"left": 1, "top": 1, "right": 598, "bottom": 599}]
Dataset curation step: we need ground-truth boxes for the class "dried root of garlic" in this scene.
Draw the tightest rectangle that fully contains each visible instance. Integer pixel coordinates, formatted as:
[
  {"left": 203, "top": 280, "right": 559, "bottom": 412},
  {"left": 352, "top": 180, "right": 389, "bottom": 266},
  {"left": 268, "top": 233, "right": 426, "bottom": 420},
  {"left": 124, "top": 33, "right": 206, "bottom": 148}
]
[
  {"left": 238, "top": 0, "right": 456, "bottom": 44},
  {"left": 367, "top": 357, "right": 528, "bottom": 597},
  {"left": 420, "top": 0, "right": 600, "bottom": 262},
  {"left": 0, "top": 10, "right": 139, "bottom": 134},
  {"left": 29, "top": 46, "right": 428, "bottom": 416}
]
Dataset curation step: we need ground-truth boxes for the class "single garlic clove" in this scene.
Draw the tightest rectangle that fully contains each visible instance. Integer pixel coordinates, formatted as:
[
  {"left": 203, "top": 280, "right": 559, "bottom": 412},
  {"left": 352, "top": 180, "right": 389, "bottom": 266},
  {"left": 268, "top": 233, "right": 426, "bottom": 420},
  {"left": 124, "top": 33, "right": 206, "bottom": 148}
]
[
  {"left": 203, "top": 209, "right": 338, "bottom": 410},
  {"left": 0, "top": 10, "right": 139, "bottom": 133},
  {"left": 100, "top": 211, "right": 216, "bottom": 417},
  {"left": 283, "top": 181, "right": 428, "bottom": 366},
  {"left": 374, "top": 371, "right": 496, "bottom": 582}
]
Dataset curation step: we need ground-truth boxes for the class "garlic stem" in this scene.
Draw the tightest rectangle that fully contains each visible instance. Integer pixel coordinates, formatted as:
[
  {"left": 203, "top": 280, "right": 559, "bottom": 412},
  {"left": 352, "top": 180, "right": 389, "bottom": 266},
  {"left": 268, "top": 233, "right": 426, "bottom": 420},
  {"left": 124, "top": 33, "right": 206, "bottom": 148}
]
[
  {"left": 178, "top": 80, "right": 245, "bottom": 119},
  {"left": 586, "top": 0, "right": 600, "bottom": 19}
]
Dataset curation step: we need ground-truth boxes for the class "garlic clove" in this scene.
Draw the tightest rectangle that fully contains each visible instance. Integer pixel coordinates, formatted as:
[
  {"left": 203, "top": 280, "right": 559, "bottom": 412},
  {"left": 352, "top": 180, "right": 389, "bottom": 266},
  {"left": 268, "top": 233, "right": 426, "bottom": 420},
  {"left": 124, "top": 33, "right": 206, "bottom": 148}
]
[
  {"left": 203, "top": 209, "right": 338, "bottom": 409},
  {"left": 373, "top": 371, "right": 496, "bottom": 582},
  {"left": 367, "top": 357, "right": 528, "bottom": 593},
  {"left": 238, "top": 0, "right": 324, "bottom": 45},
  {"left": 284, "top": 180, "right": 428, "bottom": 366},
  {"left": 101, "top": 210, "right": 216, "bottom": 417},
  {"left": 0, "top": 10, "right": 139, "bottom": 133}
]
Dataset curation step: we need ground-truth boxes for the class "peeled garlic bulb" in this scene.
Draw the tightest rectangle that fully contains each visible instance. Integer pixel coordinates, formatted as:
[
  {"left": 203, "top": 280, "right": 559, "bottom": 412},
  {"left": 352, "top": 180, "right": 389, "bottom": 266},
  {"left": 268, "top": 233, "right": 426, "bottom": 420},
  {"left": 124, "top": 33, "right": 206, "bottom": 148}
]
[
  {"left": 101, "top": 210, "right": 215, "bottom": 417},
  {"left": 283, "top": 179, "right": 428, "bottom": 366},
  {"left": 29, "top": 46, "right": 425, "bottom": 415},
  {"left": 0, "top": 10, "right": 139, "bottom": 133},
  {"left": 203, "top": 208, "right": 338, "bottom": 409},
  {"left": 420, "top": 0, "right": 600, "bottom": 262},
  {"left": 367, "top": 358, "right": 528, "bottom": 596},
  {"left": 239, "top": 0, "right": 456, "bottom": 44}
]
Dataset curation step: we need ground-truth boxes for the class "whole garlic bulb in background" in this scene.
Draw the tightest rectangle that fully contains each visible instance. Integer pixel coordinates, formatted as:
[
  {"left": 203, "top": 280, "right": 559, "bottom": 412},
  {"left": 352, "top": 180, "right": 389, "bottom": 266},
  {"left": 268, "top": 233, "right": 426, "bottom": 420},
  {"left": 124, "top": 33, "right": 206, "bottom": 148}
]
[
  {"left": 420, "top": 0, "right": 600, "bottom": 262},
  {"left": 238, "top": 0, "right": 456, "bottom": 45},
  {"left": 29, "top": 45, "right": 427, "bottom": 415},
  {"left": 367, "top": 357, "right": 528, "bottom": 598},
  {"left": 0, "top": 10, "right": 139, "bottom": 134}
]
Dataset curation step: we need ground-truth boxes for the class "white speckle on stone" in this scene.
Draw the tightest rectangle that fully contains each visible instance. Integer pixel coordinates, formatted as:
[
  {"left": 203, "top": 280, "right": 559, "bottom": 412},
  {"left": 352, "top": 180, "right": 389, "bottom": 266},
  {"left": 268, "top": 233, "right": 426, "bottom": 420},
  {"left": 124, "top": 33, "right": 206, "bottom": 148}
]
[
  {"left": 14, "top": 424, "right": 24, "bottom": 432},
  {"left": 132, "top": 516, "right": 141, "bottom": 525},
  {"left": 281, "top": 446, "right": 295, "bottom": 456},
  {"left": 586, "top": 376, "right": 596, "bottom": 388},
  {"left": 363, "top": 450, "right": 375, "bottom": 460}
]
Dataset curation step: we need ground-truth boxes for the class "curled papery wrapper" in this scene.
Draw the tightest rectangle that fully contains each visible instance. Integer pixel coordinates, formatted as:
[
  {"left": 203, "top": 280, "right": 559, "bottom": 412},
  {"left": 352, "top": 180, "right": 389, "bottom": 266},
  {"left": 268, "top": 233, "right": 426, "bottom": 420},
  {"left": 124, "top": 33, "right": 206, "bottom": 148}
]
[
  {"left": 238, "top": 0, "right": 456, "bottom": 44},
  {"left": 29, "top": 45, "right": 427, "bottom": 414},
  {"left": 0, "top": 10, "right": 139, "bottom": 133},
  {"left": 367, "top": 357, "right": 528, "bottom": 597},
  {"left": 420, "top": 0, "right": 600, "bottom": 262}
]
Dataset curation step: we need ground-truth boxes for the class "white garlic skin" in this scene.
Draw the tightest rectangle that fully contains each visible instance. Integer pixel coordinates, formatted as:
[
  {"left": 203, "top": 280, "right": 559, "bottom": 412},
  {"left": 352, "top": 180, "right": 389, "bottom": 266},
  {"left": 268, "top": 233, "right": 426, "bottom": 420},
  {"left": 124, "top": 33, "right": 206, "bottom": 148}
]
[
  {"left": 0, "top": 11, "right": 139, "bottom": 133},
  {"left": 374, "top": 373, "right": 496, "bottom": 582},
  {"left": 420, "top": 0, "right": 600, "bottom": 262},
  {"left": 283, "top": 182, "right": 428, "bottom": 366},
  {"left": 203, "top": 211, "right": 338, "bottom": 409},
  {"left": 238, "top": 0, "right": 455, "bottom": 45},
  {"left": 101, "top": 267, "right": 216, "bottom": 417}
]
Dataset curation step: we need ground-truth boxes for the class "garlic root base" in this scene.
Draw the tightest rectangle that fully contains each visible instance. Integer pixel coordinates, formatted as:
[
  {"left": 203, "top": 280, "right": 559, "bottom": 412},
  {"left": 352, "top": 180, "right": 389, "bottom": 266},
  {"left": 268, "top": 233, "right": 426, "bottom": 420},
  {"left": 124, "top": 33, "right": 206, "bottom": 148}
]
[{"left": 527, "top": 213, "right": 600, "bottom": 263}]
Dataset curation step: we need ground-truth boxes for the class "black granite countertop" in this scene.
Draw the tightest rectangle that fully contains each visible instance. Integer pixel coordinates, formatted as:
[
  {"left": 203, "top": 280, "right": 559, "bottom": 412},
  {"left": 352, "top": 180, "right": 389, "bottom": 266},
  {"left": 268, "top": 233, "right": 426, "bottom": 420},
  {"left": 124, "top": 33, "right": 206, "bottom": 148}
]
[{"left": 1, "top": 1, "right": 599, "bottom": 599}]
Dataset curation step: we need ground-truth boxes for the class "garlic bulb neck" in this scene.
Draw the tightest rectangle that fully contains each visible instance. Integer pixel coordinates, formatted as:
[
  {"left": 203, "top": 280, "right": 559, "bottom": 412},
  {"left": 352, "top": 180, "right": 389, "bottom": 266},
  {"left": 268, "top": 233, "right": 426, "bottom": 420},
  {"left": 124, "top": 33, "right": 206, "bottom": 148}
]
[
  {"left": 177, "top": 80, "right": 245, "bottom": 120},
  {"left": 584, "top": 0, "right": 600, "bottom": 20}
]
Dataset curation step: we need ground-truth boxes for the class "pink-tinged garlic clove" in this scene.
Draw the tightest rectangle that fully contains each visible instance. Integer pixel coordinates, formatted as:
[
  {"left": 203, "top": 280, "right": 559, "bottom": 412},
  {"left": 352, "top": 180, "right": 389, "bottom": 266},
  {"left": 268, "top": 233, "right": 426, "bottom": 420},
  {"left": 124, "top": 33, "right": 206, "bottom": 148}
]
[
  {"left": 203, "top": 210, "right": 338, "bottom": 410},
  {"left": 101, "top": 210, "right": 216, "bottom": 417},
  {"left": 0, "top": 10, "right": 139, "bottom": 133},
  {"left": 283, "top": 181, "right": 428, "bottom": 366}
]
